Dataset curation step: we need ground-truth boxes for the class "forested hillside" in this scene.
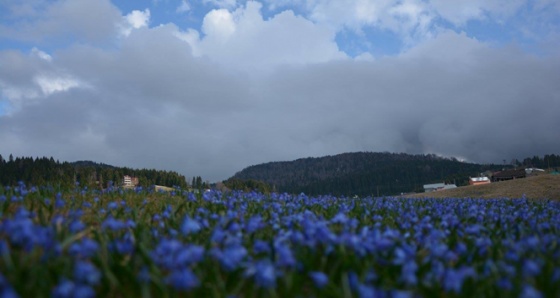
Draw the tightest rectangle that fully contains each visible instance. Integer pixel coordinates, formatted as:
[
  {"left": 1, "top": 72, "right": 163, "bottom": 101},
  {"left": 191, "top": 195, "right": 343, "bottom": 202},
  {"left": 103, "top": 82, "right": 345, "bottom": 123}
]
[
  {"left": 0, "top": 155, "right": 187, "bottom": 189},
  {"left": 230, "top": 152, "right": 560, "bottom": 196},
  {"left": 229, "top": 152, "right": 505, "bottom": 196}
]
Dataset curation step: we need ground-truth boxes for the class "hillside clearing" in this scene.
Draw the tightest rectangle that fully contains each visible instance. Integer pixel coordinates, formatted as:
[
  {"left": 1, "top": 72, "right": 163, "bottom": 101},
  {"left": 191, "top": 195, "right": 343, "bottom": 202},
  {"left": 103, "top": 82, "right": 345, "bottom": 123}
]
[{"left": 404, "top": 174, "right": 560, "bottom": 200}]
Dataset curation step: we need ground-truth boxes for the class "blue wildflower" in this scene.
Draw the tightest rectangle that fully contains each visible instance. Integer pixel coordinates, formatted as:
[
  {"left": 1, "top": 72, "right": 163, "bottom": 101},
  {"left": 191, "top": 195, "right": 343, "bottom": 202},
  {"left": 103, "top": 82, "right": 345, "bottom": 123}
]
[
  {"left": 227, "top": 222, "right": 242, "bottom": 233},
  {"left": 68, "top": 221, "right": 86, "bottom": 233},
  {"left": 253, "top": 240, "right": 270, "bottom": 254},
  {"left": 275, "top": 242, "right": 296, "bottom": 268},
  {"left": 246, "top": 215, "right": 263, "bottom": 233},
  {"left": 0, "top": 273, "right": 18, "bottom": 298},
  {"left": 347, "top": 272, "right": 360, "bottom": 291},
  {"left": 309, "top": 271, "right": 328, "bottom": 288},
  {"left": 52, "top": 279, "right": 76, "bottom": 298},
  {"left": 74, "top": 261, "right": 101, "bottom": 285},
  {"left": 401, "top": 261, "right": 418, "bottom": 286},
  {"left": 52, "top": 279, "right": 95, "bottom": 298},
  {"left": 253, "top": 260, "right": 276, "bottom": 289},
  {"left": 181, "top": 216, "right": 201, "bottom": 235},
  {"left": 107, "top": 201, "right": 118, "bottom": 210},
  {"left": 465, "top": 224, "right": 484, "bottom": 236},
  {"left": 357, "top": 284, "right": 376, "bottom": 298},
  {"left": 113, "top": 238, "right": 135, "bottom": 255},
  {"left": 68, "top": 238, "right": 99, "bottom": 259},
  {"left": 392, "top": 290, "right": 413, "bottom": 298},
  {"left": 331, "top": 213, "right": 348, "bottom": 224},
  {"left": 101, "top": 217, "right": 127, "bottom": 231},
  {"left": 55, "top": 197, "right": 65, "bottom": 209},
  {"left": 175, "top": 245, "right": 205, "bottom": 267},
  {"left": 374, "top": 237, "right": 393, "bottom": 251},
  {"left": 520, "top": 285, "right": 543, "bottom": 298},
  {"left": 126, "top": 219, "right": 136, "bottom": 228},
  {"left": 364, "top": 270, "right": 377, "bottom": 283},
  {"left": 151, "top": 239, "right": 182, "bottom": 269},
  {"left": 523, "top": 260, "right": 541, "bottom": 277},
  {"left": 496, "top": 278, "right": 512, "bottom": 290},
  {"left": 443, "top": 267, "right": 475, "bottom": 293},
  {"left": 137, "top": 267, "right": 151, "bottom": 283},
  {"left": 0, "top": 240, "right": 9, "bottom": 255},
  {"left": 552, "top": 268, "right": 560, "bottom": 282},
  {"left": 166, "top": 268, "right": 200, "bottom": 291},
  {"left": 210, "top": 228, "right": 226, "bottom": 244},
  {"left": 214, "top": 244, "right": 247, "bottom": 271}
]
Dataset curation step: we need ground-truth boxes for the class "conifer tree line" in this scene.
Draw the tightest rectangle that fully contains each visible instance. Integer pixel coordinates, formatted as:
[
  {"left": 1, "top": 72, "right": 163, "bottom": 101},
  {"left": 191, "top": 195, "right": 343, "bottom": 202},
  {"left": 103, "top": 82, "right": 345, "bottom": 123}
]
[
  {"left": 0, "top": 155, "right": 188, "bottom": 189},
  {"left": 191, "top": 176, "right": 210, "bottom": 190},
  {"left": 517, "top": 154, "right": 560, "bottom": 169},
  {"left": 222, "top": 178, "right": 272, "bottom": 194}
]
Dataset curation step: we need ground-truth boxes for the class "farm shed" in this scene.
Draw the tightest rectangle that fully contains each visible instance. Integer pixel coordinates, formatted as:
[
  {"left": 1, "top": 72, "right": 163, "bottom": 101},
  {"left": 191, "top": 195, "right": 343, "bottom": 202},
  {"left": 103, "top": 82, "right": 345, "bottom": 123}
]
[
  {"left": 423, "top": 183, "right": 457, "bottom": 192},
  {"left": 491, "top": 169, "right": 526, "bottom": 182}
]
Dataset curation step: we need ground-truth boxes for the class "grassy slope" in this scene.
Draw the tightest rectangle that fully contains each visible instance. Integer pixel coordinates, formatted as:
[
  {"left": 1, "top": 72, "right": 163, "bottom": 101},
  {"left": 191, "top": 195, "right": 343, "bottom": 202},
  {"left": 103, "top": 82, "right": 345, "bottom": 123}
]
[{"left": 404, "top": 174, "right": 560, "bottom": 200}]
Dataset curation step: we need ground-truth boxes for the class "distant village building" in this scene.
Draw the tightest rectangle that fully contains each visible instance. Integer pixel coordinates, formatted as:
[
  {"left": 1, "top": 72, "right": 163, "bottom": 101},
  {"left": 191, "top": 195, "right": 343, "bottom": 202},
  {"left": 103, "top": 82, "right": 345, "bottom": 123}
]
[
  {"left": 491, "top": 169, "right": 526, "bottom": 182},
  {"left": 154, "top": 185, "right": 174, "bottom": 192},
  {"left": 123, "top": 175, "right": 139, "bottom": 187},
  {"left": 525, "top": 168, "right": 545, "bottom": 175},
  {"left": 469, "top": 177, "right": 491, "bottom": 186},
  {"left": 423, "top": 183, "right": 457, "bottom": 192}
]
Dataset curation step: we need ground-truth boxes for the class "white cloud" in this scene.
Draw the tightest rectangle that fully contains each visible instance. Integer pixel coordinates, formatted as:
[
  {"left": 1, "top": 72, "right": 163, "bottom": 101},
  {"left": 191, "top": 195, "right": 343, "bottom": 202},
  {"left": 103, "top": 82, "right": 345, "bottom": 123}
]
[
  {"left": 259, "top": 0, "right": 539, "bottom": 50},
  {"left": 201, "top": 9, "right": 237, "bottom": 41},
  {"left": 31, "top": 47, "right": 52, "bottom": 62},
  {"left": 120, "top": 9, "right": 151, "bottom": 36},
  {"left": 268, "top": 0, "right": 528, "bottom": 29},
  {"left": 185, "top": 1, "right": 346, "bottom": 71},
  {"left": 0, "top": 83, "right": 40, "bottom": 103},
  {"left": 173, "top": 29, "right": 202, "bottom": 56},
  {"left": 264, "top": 0, "right": 436, "bottom": 44},
  {"left": 203, "top": 0, "right": 238, "bottom": 9},
  {"left": 0, "top": 49, "right": 87, "bottom": 110},
  {"left": 177, "top": 1, "right": 191, "bottom": 13},
  {"left": 34, "top": 75, "right": 83, "bottom": 96},
  {"left": 429, "top": 0, "right": 526, "bottom": 25}
]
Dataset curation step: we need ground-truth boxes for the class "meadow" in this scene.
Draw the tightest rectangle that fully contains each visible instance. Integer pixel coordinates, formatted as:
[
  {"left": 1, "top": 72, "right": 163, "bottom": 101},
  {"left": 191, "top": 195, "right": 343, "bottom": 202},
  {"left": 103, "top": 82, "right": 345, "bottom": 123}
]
[{"left": 1, "top": 183, "right": 559, "bottom": 297}]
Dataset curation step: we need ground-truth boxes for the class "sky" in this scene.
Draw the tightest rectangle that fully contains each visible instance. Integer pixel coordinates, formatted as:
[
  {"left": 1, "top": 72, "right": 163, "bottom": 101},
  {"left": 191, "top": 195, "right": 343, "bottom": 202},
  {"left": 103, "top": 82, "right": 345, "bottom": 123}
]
[{"left": 1, "top": 0, "right": 559, "bottom": 182}]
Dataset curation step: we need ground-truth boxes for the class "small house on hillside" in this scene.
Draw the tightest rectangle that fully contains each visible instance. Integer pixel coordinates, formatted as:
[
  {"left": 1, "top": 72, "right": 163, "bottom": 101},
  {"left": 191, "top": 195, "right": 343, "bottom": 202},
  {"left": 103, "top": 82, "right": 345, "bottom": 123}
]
[
  {"left": 469, "top": 177, "right": 491, "bottom": 186},
  {"left": 423, "top": 183, "right": 457, "bottom": 192},
  {"left": 123, "top": 175, "right": 139, "bottom": 187},
  {"left": 491, "top": 169, "right": 526, "bottom": 182}
]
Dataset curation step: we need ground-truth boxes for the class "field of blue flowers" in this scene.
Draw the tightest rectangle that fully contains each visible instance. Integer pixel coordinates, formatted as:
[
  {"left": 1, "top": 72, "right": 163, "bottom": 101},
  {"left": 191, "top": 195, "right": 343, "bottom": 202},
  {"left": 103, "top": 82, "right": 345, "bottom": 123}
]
[{"left": 1, "top": 183, "right": 559, "bottom": 297}]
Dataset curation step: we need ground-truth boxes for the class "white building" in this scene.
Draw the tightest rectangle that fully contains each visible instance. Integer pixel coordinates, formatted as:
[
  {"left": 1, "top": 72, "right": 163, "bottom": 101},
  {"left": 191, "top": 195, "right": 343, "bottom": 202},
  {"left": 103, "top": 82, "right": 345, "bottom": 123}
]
[
  {"left": 123, "top": 175, "right": 139, "bottom": 187},
  {"left": 423, "top": 182, "right": 457, "bottom": 192},
  {"left": 469, "top": 177, "right": 490, "bottom": 185}
]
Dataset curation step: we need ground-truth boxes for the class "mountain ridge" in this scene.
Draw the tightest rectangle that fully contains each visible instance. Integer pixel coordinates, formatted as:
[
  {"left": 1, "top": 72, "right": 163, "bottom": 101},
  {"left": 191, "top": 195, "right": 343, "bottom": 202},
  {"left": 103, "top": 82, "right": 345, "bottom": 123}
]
[{"left": 228, "top": 152, "right": 506, "bottom": 196}]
